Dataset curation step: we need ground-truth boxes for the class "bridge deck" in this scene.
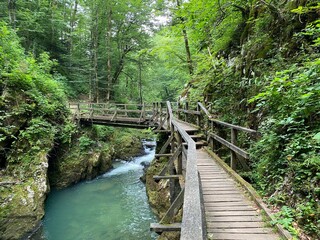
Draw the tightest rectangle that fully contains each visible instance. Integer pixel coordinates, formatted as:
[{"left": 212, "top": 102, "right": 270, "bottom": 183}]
[
  {"left": 196, "top": 149, "right": 279, "bottom": 240},
  {"left": 71, "top": 102, "right": 286, "bottom": 239}
]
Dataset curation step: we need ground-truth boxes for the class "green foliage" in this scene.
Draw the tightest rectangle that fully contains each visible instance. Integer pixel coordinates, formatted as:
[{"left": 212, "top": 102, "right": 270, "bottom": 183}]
[
  {"left": 78, "top": 135, "right": 95, "bottom": 151},
  {"left": 58, "top": 121, "right": 78, "bottom": 145},
  {"left": 271, "top": 206, "right": 299, "bottom": 237},
  {"left": 7, "top": 118, "right": 56, "bottom": 166},
  {"left": 249, "top": 59, "right": 320, "bottom": 237}
]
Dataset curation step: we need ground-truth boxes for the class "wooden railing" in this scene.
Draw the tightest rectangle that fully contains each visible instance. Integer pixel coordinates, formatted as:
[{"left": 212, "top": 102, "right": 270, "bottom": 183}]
[
  {"left": 176, "top": 102, "right": 258, "bottom": 171},
  {"left": 69, "top": 102, "right": 156, "bottom": 121},
  {"left": 151, "top": 101, "right": 206, "bottom": 240},
  {"left": 70, "top": 101, "right": 257, "bottom": 239}
]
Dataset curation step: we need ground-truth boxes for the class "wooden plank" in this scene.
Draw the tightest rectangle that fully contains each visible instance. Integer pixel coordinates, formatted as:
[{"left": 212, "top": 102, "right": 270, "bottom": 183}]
[
  {"left": 207, "top": 233, "right": 278, "bottom": 240},
  {"left": 177, "top": 109, "right": 201, "bottom": 115},
  {"left": 208, "top": 228, "right": 274, "bottom": 234},
  {"left": 200, "top": 175, "right": 229, "bottom": 179},
  {"left": 206, "top": 215, "right": 263, "bottom": 222},
  {"left": 209, "top": 119, "right": 257, "bottom": 134},
  {"left": 203, "top": 197, "right": 245, "bottom": 203},
  {"left": 204, "top": 148, "right": 292, "bottom": 240},
  {"left": 158, "top": 135, "right": 174, "bottom": 155},
  {"left": 204, "top": 202, "right": 250, "bottom": 207},
  {"left": 160, "top": 188, "right": 185, "bottom": 223},
  {"left": 206, "top": 221, "right": 265, "bottom": 228},
  {"left": 189, "top": 134, "right": 205, "bottom": 139},
  {"left": 183, "top": 141, "right": 207, "bottom": 146},
  {"left": 150, "top": 223, "right": 181, "bottom": 233},
  {"left": 209, "top": 133, "right": 249, "bottom": 159},
  {"left": 155, "top": 153, "right": 173, "bottom": 157},
  {"left": 197, "top": 102, "right": 211, "bottom": 116},
  {"left": 204, "top": 206, "right": 255, "bottom": 211},
  {"left": 197, "top": 102, "right": 257, "bottom": 133},
  {"left": 153, "top": 175, "right": 181, "bottom": 180},
  {"left": 205, "top": 210, "right": 259, "bottom": 216},
  {"left": 158, "top": 145, "right": 181, "bottom": 176},
  {"left": 202, "top": 191, "right": 241, "bottom": 195}
]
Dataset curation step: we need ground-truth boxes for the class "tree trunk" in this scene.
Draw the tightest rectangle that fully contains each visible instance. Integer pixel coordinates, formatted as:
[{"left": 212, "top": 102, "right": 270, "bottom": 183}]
[
  {"left": 69, "top": 0, "right": 78, "bottom": 54},
  {"left": 182, "top": 28, "right": 193, "bottom": 75},
  {"left": 106, "top": 9, "right": 112, "bottom": 102},
  {"left": 138, "top": 58, "right": 143, "bottom": 104},
  {"left": 90, "top": 8, "right": 99, "bottom": 102},
  {"left": 8, "top": 0, "right": 16, "bottom": 28},
  {"left": 176, "top": 0, "right": 193, "bottom": 75}
]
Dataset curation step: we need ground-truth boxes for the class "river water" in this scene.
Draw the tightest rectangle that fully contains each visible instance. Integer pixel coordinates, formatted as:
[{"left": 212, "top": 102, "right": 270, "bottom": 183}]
[{"left": 31, "top": 142, "right": 157, "bottom": 240}]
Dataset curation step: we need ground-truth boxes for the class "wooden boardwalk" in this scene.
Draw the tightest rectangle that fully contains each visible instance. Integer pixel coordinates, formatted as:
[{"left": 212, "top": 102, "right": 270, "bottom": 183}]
[
  {"left": 70, "top": 101, "right": 290, "bottom": 240},
  {"left": 197, "top": 149, "right": 279, "bottom": 240}
]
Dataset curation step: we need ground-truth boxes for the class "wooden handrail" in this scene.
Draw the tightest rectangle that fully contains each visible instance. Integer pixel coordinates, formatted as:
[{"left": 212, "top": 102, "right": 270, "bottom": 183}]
[
  {"left": 166, "top": 101, "right": 205, "bottom": 240},
  {"left": 197, "top": 102, "right": 256, "bottom": 134}
]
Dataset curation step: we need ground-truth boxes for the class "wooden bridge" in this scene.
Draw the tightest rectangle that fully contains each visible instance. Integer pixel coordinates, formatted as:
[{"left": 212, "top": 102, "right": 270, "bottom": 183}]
[{"left": 70, "top": 101, "right": 292, "bottom": 240}]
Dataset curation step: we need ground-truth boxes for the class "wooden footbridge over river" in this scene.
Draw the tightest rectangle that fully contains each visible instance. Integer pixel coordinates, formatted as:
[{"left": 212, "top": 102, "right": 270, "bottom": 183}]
[{"left": 70, "top": 101, "right": 292, "bottom": 240}]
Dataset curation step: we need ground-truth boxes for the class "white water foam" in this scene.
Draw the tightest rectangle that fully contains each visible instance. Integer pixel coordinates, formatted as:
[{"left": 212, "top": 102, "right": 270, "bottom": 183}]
[{"left": 102, "top": 142, "right": 155, "bottom": 178}]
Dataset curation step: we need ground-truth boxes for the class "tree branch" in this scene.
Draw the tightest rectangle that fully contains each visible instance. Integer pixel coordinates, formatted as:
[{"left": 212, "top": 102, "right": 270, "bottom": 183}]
[{"left": 260, "top": 0, "right": 284, "bottom": 20}]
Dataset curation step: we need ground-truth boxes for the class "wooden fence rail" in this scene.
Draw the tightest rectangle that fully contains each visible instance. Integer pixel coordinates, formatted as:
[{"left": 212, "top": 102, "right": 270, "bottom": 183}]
[{"left": 176, "top": 101, "right": 258, "bottom": 171}]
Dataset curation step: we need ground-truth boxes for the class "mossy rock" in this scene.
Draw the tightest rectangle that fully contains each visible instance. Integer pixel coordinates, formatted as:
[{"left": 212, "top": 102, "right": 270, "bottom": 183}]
[
  {"left": 145, "top": 157, "right": 170, "bottom": 218},
  {"left": 0, "top": 152, "right": 50, "bottom": 240},
  {"left": 49, "top": 143, "right": 114, "bottom": 189}
]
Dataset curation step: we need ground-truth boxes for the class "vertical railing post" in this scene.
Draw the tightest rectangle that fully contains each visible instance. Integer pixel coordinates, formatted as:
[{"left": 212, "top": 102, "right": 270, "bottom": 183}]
[
  {"left": 142, "top": 102, "right": 146, "bottom": 121},
  {"left": 167, "top": 106, "right": 171, "bottom": 131},
  {"left": 178, "top": 101, "right": 182, "bottom": 120},
  {"left": 184, "top": 101, "right": 189, "bottom": 122},
  {"left": 196, "top": 103, "right": 200, "bottom": 127},
  {"left": 208, "top": 120, "right": 214, "bottom": 150},
  {"left": 152, "top": 102, "right": 155, "bottom": 120},
  {"left": 231, "top": 128, "right": 238, "bottom": 170},
  {"left": 124, "top": 104, "right": 128, "bottom": 117},
  {"left": 177, "top": 134, "right": 182, "bottom": 175}
]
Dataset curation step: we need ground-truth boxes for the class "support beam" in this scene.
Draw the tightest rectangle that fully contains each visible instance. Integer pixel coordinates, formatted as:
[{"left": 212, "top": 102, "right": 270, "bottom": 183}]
[
  {"left": 150, "top": 223, "right": 181, "bottom": 233},
  {"left": 158, "top": 145, "right": 182, "bottom": 176},
  {"left": 153, "top": 175, "right": 181, "bottom": 181},
  {"left": 160, "top": 188, "right": 185, "bottom": 223},
  {"left": 155, "top": 153, "right": 173, "bottom": 158}
]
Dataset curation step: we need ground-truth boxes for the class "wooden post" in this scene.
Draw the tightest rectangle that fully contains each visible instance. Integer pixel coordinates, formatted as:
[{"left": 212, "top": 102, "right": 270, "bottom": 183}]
[
  {"left": 196, "top": 104, "right": 200, "bottom": 127},
  {"left": 124, "top": 104, "right": 128, "bottom": 117},
  {"left": 231, "top": 128, "right": 238, "bottom": 170},
  {"left": 208, "top": 120, "right": 214, "bottom": 150},
  {"left": 152, "top": 103, "right": 157, "bottom": 121},
  {"left": 176, "top": 134, "right": 182, "bottom": 175},
  {"left": 169, "top": 132, "right": 177, "bottom": 204},
  {"left": 178, "top": 101, "right": 182, "bottom": 120},
  {"left": 160, "top": 102, "right": 163, "bottom": 124},
  {"left": 167, "top": 106, "right": 171, "bottom": 131},
  {"left": 184, "top": 102, "right": 188, "bottom": 122},
  {"left": 142, "top": 102, "right": 146, "bottom": 120}
]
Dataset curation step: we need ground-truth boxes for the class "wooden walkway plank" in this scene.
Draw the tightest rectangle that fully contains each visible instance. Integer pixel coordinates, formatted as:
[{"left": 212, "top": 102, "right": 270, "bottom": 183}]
[
  {"left": 208, "top": 233, "right": 279, "bottom": 240},
  {"left": 73, "top": 103, "right": 287, "bottom": 240},
  {"left": 196, "top": 148, "right": 281, "bottom": 240}
]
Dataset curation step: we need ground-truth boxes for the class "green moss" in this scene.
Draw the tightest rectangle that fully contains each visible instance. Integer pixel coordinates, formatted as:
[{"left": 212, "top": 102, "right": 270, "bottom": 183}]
[{"left": 145, "top": 157, "right": 171, "bottom": 219}]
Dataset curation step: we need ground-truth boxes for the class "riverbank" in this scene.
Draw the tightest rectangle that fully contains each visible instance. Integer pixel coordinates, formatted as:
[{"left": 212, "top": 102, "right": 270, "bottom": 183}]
[
  {"left": 30, "top": 141, "right": 157, "bottom": 240},
  {"left": 145, "top": 133, "right": 181, "bottom": 240},
  {"left": 0, "top": 125, "right": 147, "bottom": 240}
]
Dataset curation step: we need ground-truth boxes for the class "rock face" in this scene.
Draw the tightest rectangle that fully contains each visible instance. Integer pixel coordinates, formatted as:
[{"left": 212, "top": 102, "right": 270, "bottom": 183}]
[
  {"left": 0, "top": 152, "right": 50, "bottom": 240},
  {"left": 49, "top": 134, "right": 143, "bottom": 189},
  {"left": 49, "top": 145, "right": 114, "bottom": 189},
  {"left": 0, "top": 126, "right": 144, "bottom": 239}
]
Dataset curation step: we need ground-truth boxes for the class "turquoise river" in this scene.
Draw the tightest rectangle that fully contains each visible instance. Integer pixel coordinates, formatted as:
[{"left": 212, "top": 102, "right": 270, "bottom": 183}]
[{"left": 31, "top": 143, "right": 157, "bottom": 240}]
